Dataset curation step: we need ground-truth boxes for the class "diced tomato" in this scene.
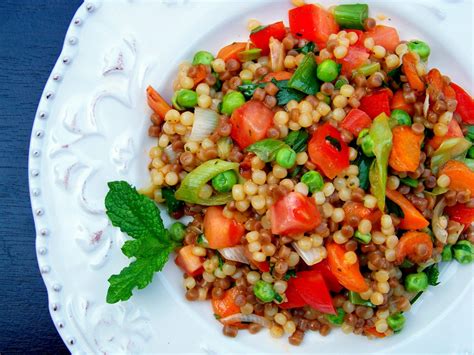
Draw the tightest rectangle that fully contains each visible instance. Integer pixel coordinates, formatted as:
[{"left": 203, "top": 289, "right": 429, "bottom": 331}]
[
  {"left": 175, "top": 245, "right": 204, "bottom": 276},
  {"left": 230, "top": 101, "right": 274, "bottom": 148},
  {"left": 310, "top": 259, "right": 343, "bottom": 292},
  {"left": 249, "top": 21, "right": 286, "bottom": 55},
  {"left": 292, "top": 270, "right": 336, "bottom": 314},
  {"left": 308, "top": 122, "right": 350, "bottom": 179},
  {"left": 340, "top": 108, "right": 372, "bottom": 136},
  {"left": 391, "top": 89, "right": 414, "bottom": 116},
  {"left": 279, "top": 276, "right": 307, "bottom": 309},
  {"left": 359, "top": 89, "right": 392, "bottom": 119},
  {"left": 445, "top": 203, "right": 474, "bottom": 230},
  {"left": 338, "top": 45, "right": 370, "bottom": 76},
  {"left": 203, "top": 206, "right": 245, "bottom": 249},
  {"left": 212, "top": 287, "right": 248, "bottom": 328},
  {"left": 427, "top": 119, "right": 463, "bottom": 150},
  {"left": 289, "top": 4, "right": 339, "bottom": 49},
  {"left": 451, "top": 82, "right": 474, "bottom": 124},
  {"left": 271, "top": 192, "right": 321, "bottom": 236},
  {"left": 263, "top": 71, "right": 293, "bottom": 82},
  {"left": 243, "top": 247, "right": 270, "bottom": 272},
  {"left": 363, "top": 25, "right": 399, "bottom": 52}
]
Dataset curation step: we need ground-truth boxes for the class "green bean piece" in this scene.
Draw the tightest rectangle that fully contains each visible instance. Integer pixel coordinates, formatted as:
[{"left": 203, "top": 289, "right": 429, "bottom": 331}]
[
  {"left": 317, "top": 59, "right": 340, "bottom": 82},
  {"left": 253, "top": 280, "right": 277, "bottom": 302},
  {"left": 221, "top": 91, "right": 245, "bottom": 115},
  {"left": 453, "top": 240, "right": 474, "bottom": 264},
  {"left": 405, "top": 272, "right": 428, "bottom": 293},
  {"left": 301, "top": 171, "right": 324, "bottom": 193},
  {"left": 356, "top": 62, "right": 381, "bottom": 77},
  {"left": 192, "top": 50, "right": 215, "bottom": 65},
  {"left": 407, "top": 40, "right": 431, "bottom": 61},
  {"left": 276, "top": 147, "right": 297, "bottom": 169},
  {"left": 211, "top": 170, "right": 238, "bottom": 193},
  {"left": 387, "top": 313, "right": 406, "bottom": 332},
  {"left": 169, "top": 222, "right": 186, "bottom": 242},
  {"left": 326, "top": 307, "right": 345, "bottom": 325},
  {"left": 354, "top": 230, "right": 372, "bottom": 244}
]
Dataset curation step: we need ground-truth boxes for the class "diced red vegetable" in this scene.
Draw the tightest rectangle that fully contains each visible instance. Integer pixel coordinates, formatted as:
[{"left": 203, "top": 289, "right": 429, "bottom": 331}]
[
  {"left": 359, "top": 89, "right": 392, "bottom": 119},
  {"left": 364, "top": 326, "right": 387, "bottom": 338},
  {"left": 279, "top": 276, "right": 307, "bottom": 309},
  {"left": 271, "top": 192, "right": 321, "bottom": 236},
  {"left": 310, "top": 259, "right": 343, "bottom": 292},
  {"left": 391, "top": 89, "right": 414, "bottom": 116},
  {"left": 175, "top": 245, "right": 204, "bottom": 276},
  {"left": 263, "top": 71, "right": 293, "bottom": 82},
  {"left": 243, "top": 247, "right": 270, "bottom": 272},
  {"left": 338, "top": 45, "right": 370, "bottom": 76},
  {"left": 343, "top": 201, "right": 382, "bottom": 226},
  {"left": 289, "top": 4, "right": 339, "bottom": 49},
  {"left": 363, "top": 25, "right": 399, "bottom": 52},
  {"left": 451, "top": 82, "right": 474, "bottom": 124},
  {"left": 402, "top": 52, "right": 424, "bottom": 92},
  {"left": 396, "top": 231, "right": 433, "bottom": 264},
  {"left": 340, "top": 108, "right": 372, "bottom": 136},
  {"left": 308, "top": 122, "right": 350, "bottom": 179},
  {"left": 217, "top": 42, "right": 252, "bottom": 61},
  {"left": 292, "top": 270, "right": 336, "bottom": 314},
  {"left": 203, "top": 206, "right": 245, "bottom": 249},
  {"left": 346, "top": 29, "right": 365, "bottom": 48},
  {"left": 445, "top": 203, "right": 474, "bottom": 230},
  {"left": 386, "top": 190, "right": 429, "bottom": 230},
  {"left": 249, "top": 21, "right": 286, "bottom": 55}
]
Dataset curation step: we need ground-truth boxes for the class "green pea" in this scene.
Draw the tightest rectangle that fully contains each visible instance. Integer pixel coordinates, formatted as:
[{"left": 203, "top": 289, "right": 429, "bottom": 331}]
[
  {"left": 276, "top": 147, "right": 297, "bottom": 169},
  {"left": 326, "top": 307, "right": 345, "bottom": 325},
  {"left": 391, "top": 109, "right": 412, "bottom": 126},
  {"left": 405, "top": 272, "right": 428, "bottom": 293},
  {"left": 441, "top": 245, "right": 453, "bottom": 262},
  {"left": 169, "top": 222, "right": 186, "bottom": 242},
  {"left": 354, "top": 230, "right": 371, "bottom": 244},
  {"left": 301, "top": 171, "right": 324, "bottom": 193},
  {"left": 192, "top": 50, "right": 214, "bottom": 65},
  {"left": 467, "top": 146, "right": 474, "bottom": 159},
  {"left": 221, "top": 91, "right": 245, "bottom": 115},
  {"left": 359, "top": 133, "right": 374, "bottom": 157},
  {"left": 453, "top": 240, "right": 474, "bottom": 264},
  {"left": 387, "top": 313, "right": 405, "bottom": 332},
  {"left": 317, "top": 59, "right": 340, "bottom": 82},
  {"left": 407, "top": 40, "right": 431, "bottom": 61},
  {"left": 175, "top": 89, "right": 198, "bottom": 108},
  {"left": 253, "top": 280, "right": 277, "bottom": 303},
  {"left": 211, "top": 170, "right": 238, "bottom": 193}
]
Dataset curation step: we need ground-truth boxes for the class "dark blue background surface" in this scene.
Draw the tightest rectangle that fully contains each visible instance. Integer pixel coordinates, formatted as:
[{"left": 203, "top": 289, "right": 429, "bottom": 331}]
[{"left": 0, "top": 1, "right": 82, "bottom": 353}]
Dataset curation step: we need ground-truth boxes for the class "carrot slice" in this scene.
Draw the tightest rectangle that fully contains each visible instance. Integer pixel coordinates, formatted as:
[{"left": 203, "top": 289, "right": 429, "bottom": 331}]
[
  {"left": 402, "top": 52, "right": 424, "bottom": 92},
  {"left": 364, "top": 326, "right": 387, "bottom": 338},
  {"left": 343, "top": 201, "right": 382, "bottom": 225},
  {"left": 386, "top": 190, "right": 429, "bottom": 230},
  {"left": 263, "top": 71, "right": 293, "bottom": 82},
  {"left": 439, "top": 160, "right": 474, "bottom": 195},
  {"left": 396, "top": 231, "right": 433, "bottom": 264},
  {"left": 217, "top": 42, "right": 250, "bottom": 62},
  {"left": 389, "top": 126, "right": 424, "bottom": 172},
  {"left": 326, "top": 243, "right": 369, "bottom": 293},
  {"left": 146, "top": 86, "right": 171, "bottom": 119},
  {"left": 391, "top": 89, "right": 414, "bottom": 116},
  {"left": 189, "top": 64, "right": 208, "bottom": 87},
  {"left": 212, "top": 287, "right": 247, "bottom": 328}
]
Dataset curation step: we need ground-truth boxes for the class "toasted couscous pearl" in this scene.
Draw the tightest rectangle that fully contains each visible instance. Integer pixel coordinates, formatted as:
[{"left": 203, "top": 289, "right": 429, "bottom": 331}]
[
  {"left": 248, "top": 241, "right": 261, "bottom": 253},
  {"left": 280, "top": 178, "right": 295, "bottom": 191},
  {"left": 274, "top": 313, "right": 287, "bottom": 326},
  {"left": 270, "top": 325, "right": 284, "bottom": 338},
  {"left": 251, "top": 195, "right": 266, "bottom": 210},
  {"left": 244, "top": 181, "right": 258, "bottom": 195},
  {"left": 322, "top": 203, "right": 334, "bottom": 218},
  {"left": 338, "top": 187, "right": 352, "bottom": 201},
  {"left": 395, "top": 43, "right": 408, "bottom": 56},
  {"left": 372, "top": 231, "right": 386, "bottom": 245},
  {"left": 232, "top": 184, "right": 245, "bottom": 201},
  {"left": 253, "top": 251, "right": 266, "bottom": 262},
  {"left": 375, "top": 270, "right": 390, "bottom": 282},
  {"left": 334, "top": 46, "right": 348, "bottom": 59},
  {"left": 192, "top": 246, "right": 206, "bottom": 257},
  {"left": 251, "top": 156, "right": 265, "bottom": 170},
  {"left": 312, "top": 234, "right": 323, "bottom": 247},
  {"left": 180, "top": 76, "right": 194, "bottom": 89},
  {"left": 198, "top": 95, "right": 212, "bottom": 108},
  {"left": 262, "top": 272, "right": 274, "bottom": 283},
  {"left": 364, "top": 37, "right": 375, "bottom": 50},
  {"left": 375, "top": 319, "right": 388, "bottom": 333},
  {"left": 284, "top": 55, "right": 296, "bottom": 69},
  {"left": 439, "top": 111, "right": 453, "bottom": 125},
  {"left": 246, "top": 231, "right": 260, "bottom": 243},
  {"left": 317, "top": 102, "right": 331, "bottom": 116},
  {"left": 274, "top": 111, "right": 290, "bottom": 125},
  {"left": 165, "top": 109, "right": 181, "bottom": 122},
  {"left": 332, "top": 108, "right": 346, "bottom": 121},
  {"left": 332, "top": 208, "right": 345, "bottom": 223},
  {"left": 223, "top": 263, "right": 236, "bottom": 276},
  {"left": 297, "top": 237, "right": 313, "bottom": 251},
  {"left": 348, "top": 31, "right": 359, "bottom": 45},
  {"left": 323, "top": 182, "right": 335, "bottom": 196},
  {"left": 387, "top": 176, "right": 400, "bottom": 190},
  {"left": 333, "top": 230, "right": 348, "bottom": 244},
  {"left": 385, "top": 54, "right": 400, "bottom": 69},
  {"left": 262, "top": 243, "right": 276, "bottom": 256},
  {"left": 235, "top": 199, "right": 250, "bottom": 212},
  {"left": 372, "top": 45, "right": 386, "bottom": 59},
  {"left": 184, "top": 141, "right": 199, "bottom": 153},
  {"left": 346, "top": 165, "right": 359, "bottom": 176},
  {"left": 247, "top": 271, "right": 260, "bottom": 284},
  {"left": 358, "top": 219, "right": 372, "bottom": 234},
  {"left": 434, "top": 122, "right": 448, "bottom": 137},
  {"left": 377, "top": 281, "right": 390, "bottom": 294},
  {"left": 288, "top": 252, "right": 300, "bottom": 266},
  {"left": 364, "top": 194, "right": 377, "bottom": 209},
  {"left": 152, "top": 158, "right": 164, "bottom": 169},
  {"left": 241, "top": 303, "right": 254, "bottom": 315},
  {"left": 203, "top": 271, "right": 216, "bottom": 282},
  {"left": 298, "top": 113, "right": 313, "bottom": 127},
  {"left": 212, "top": 58, "right": 226, "bottom": 73},
  {"left": 272, "top": 165, "right": 287, "bottom": 179},
  {"left": 386, "top": 235, "right": 399, "bottom": 249},
  {"left": 240, "top": 69, "right": 254, "bottom": 81},
  {"left": 333, "top": 95, "right": 348, "bottom": 108},
  {"left": 437, "top": 174, "right": 451, "bottom": 188},
  {"left": 252, "top": 170, "right": 267, "bottom": 185},
  {"left": 158, "top": 135, "right": 170, "bottom": 148},
  {"left": 196, "top": 83, "right": 210, "bottom": 96},
  {"left": 184, "top": 277, "right": 196, "bottom": 289},
  {"left": 165, "top": 172, "right": 179, "bottom": 186},
  {"left": 340, "top": 84, "right": 355, "bottom": 98},
  {"left": 294, "top": 182, "right": 309, "bottom": 196},
  {"left": 385, "top": 248, "right": 396, "bottom": 262},
  {"left": 151, "top": 170, "right": 164, "bottom": 185},
  {"left": 299, "top": 100, "right": 313, "bottom": 113},
  {"left": 344, "top": 251, "right": 357, "bottom": 265},
  {"left": 314, "top": 191, "right": 326, "bottom": 205},
  {"left": 370, "top": 292, "right": 384, "bottom": 306},
  {"left": 284, "top": 320, "right": 296, "bottom": 335},
  {"left": 381, "top": 214, "right": 393, "bottom": 229},
  {"left": 296, "top": 152, "right": 308, "bottom": 165},
  {"left": 349, "top": 147, "right": 358, "bottom": 161}
]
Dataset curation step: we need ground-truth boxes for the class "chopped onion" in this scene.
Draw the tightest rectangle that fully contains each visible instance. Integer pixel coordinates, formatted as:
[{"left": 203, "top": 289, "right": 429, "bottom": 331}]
[
  {"left": 292, "top": 242, "right": 325, "bottom": 266},
  {"left": 220, "top": 313, "right": 272, "bottom": 328},
  {"left": 447, "top": 221, "right": 464, "bottom": 243},
  {"left": 164, "top": 145, "right": 177, "bottom": 163},
  {"left": 269, "top": 37, "right": 285, "bottom": 72},
  {"left": 189, "top": 108, "right": 218, "bottom": 141},
  {"left": 423, "top": 94, "right": 430, "bottom": 118},
  {"left": 432, "top": 198, "right": 448, "bottom": 243},
  {"left": 218, "top": 246, "right": 249, "bottom": 264}
]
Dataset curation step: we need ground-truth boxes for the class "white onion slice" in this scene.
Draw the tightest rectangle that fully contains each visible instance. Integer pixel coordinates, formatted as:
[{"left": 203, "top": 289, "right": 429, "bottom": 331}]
[
  {"left": 220, "top": 313, "right": 272, "bottom": 328},
  {"left": 218, "top": 245, "right": 249, "bottom": 264},
  {"left": 292, "top": 242, "right": 325, "bottom": 266},
  {"left": 164, "top": 145, "right": 178, "bottom": 163},
  {"left": 189, "top": 108, "right": 218, "bottom": 141},
  {"left": 269, "top": 37, "right": 285, "bottom": 72},
  {"left": 423, "top": 94, "right": 430, "bottom": 118},
  {"left": 432, "top": 197, "right": 448, "bottom": 243}
]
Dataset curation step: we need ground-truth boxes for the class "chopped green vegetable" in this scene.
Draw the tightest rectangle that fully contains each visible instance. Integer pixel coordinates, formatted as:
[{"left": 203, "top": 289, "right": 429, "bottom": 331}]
[
  {"left": 301, "top": 171, "right": 324, "bottom": 193},
  {"left": 405, "top": 272, "right": 428, "bottom": 292},
  {"left": 317, "top": 59, "right": 340, "bottom": 82},
  {"left": 326, "top": 307, "right": 345, "bottom": 325},
  {"left": 288, "top": 53, "right": 320, "bottom": 95},
  {"left": 246, "top": 138, "right": 287, "bottom": 162},
  {"left": 425, "top": 264, "right": 440, "bottom": 286},
  {"left": 334, "top": 4, "right": 369, "bottom": 30},
  {"left": 238, "top": 48, "right": 262, "bottom": 62},
  {"left": 276, "top": 147, "right": 297, "bottom": 168},
  {"left": 335, "top": 77, "right": 349, "bottom": 90},
  {"left": 283, "top": 269, "right": 297, "bottom": 281},
  {"left": 368, "top": 113, "right": 393, "bottom": 211},
  {"left": 251, "top": 25, "right": 267, "bottom": 34},
  {"left": 410, "top": 291, "right": 423, "bottom": 305},
  {"left": 355, "top": 153, "right": 373, "bottom": 190},
  {"left": 104, "top": 181, "right": 179, "bottom": 303},
  {"left": 238, "top": 82, "right": 265, "bottom": 100},
  {"left": 348, "top": 291, "right": 375, "bottom": 307},
  {"left": 387, "top": 313, "right": 406, "bottom": 332},
  {"left": 453, "top": 240, "right": 474, "bottom": 264},
  {"left": 354, "top": 230, "right": 371, "bottom": 244},
  {"left": 356, "top": 62, "right": 381, "bottom": 77},
  {"left": 272, "top": 79, "right": 306, "bottom": 105},
  {"left": 466, "top": 126, "right": 474, "bottom": 142},
  {"left": 400, "top": 177, "right": 418, "bottom": 188},
  {"left": 425, "top": 186, "right": 449, "bottom": 196},
  {"left": 464, "top": 158, "right": 474, "bottom": 171},
  {"left": 253, "top": 280, "right": 279, "bottom": 302},
  {"left": 390, "top": 109, "right": 412, "bottom": 126},
  {"left": 162, "top": 187, "right": 184, "bottom": 214},
  {"left": 407, "top": 40, "right": 431, "bottom": 61},
  {"left": 213, "top": 73, "right": 222, "bottom": 91},
  {"left": 217, "top": 253, "right": 224, "bottom": 269},
  {"left": 169, "top": 222, "right": 186, "bottom": 242},
  {"left": 192, "top": 51, "right": 214, "bottom": 65},
  {"left": 296, "top": 41, "right": 316, "bottom": 54},
  {"left": 468, "top": 146, "right": 474, "bottom": 159},
  {"left": 441, "top": 245, "right": 453, "bottom": 261},
  {"left": 175, "top": 159, "right": 239, "bottom": 205},
  {"left": 197, "top": 234, "right": 209, "bottom": 247},
  {"left": 400, "top": 259, "right": 414, "bottom": 268},
  {"left": 221, "top": 91, "right": 245, "bottom": 115},
  {"left": 284, "top": 129, "right": 309, "bottom": 153},
  {"left": 175, "top": 89, "right": 198, "bottom": 108},
  {"left": 430, "top": 137, "right": 472, "bottom": 174},
  {"left": 212, "top": 170, "right": 238, "bottom": 193},
  {"left": 386, "top": 198, "right": 405, "bottom": 218}
]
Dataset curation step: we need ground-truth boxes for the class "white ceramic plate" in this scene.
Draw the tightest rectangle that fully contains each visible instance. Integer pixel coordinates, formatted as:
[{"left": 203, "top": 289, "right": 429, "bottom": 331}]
[{"left": 30, "top": 0, "right": 474, "bottom": 353}]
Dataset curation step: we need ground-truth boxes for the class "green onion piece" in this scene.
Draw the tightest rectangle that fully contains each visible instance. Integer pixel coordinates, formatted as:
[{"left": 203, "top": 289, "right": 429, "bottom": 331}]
[
  {"left": 405, "top": 272, "right": 428, "bottom": 293},
  {"left": 253, "top": 280, "right": 277, "bottom": 302},
  {"left": 452, "top": 240, "right": 474, "bottom": 264},
  {"left": 387, "top": 313, "right": 406, "bottom": 332},
  {"left": 246, "top": 138, "right": 287, "bottom": 162},
  {"left": 276, "top": 147, "right": 297, "bottom": 168},
  {"left": 430, "top": 137, "right": 472, "bottom": 174},
  {"left": 356, "top": 62, "right": 381, "bottom": 77},
  {"left": 468, "top": 147, "right": 474, "bottom": 159},
  {"left": 175, "top": 159, "right": 239, "bottom": 205},
  {"left": 348, "top": 291, "right": 375, "bottom": 307},
  {"left": 288, "top": 53, "right": 320, "bottom": 95},
  {"left": 284, "top": 130, "right": 309, "bottom": 153},
  {"left": 400, "top": 177, "right": 418, "bottom": 188},
  {"left": 238, "top": 48, "right": 262, "bottom": 62},
  {"left": 216, "top": 137, "right": 233, "bottom": 159},
  {"left": 441, "top": 245, "right": 453, "bottom": 262},
  {"left": 326, "top": 307, "right": 345, "bottom": 325},
  {"left": 400, "top": 259, "right": 414, "bottom": 268},
  {"left": 197, "top": 234, "right": 209, "bottom": 247},
  {"left": 464, "top": 158, "right": 474, "bottom": 171},
  {"left": 354, "top": 230, "right": 371, "bottom": 244},
  {"left": 192, "top": 51, "right": 214, "bottom": 65},
  {"left": 169, "top": 222, "right": 186, "bottom": 242},
  {"left": 466, "top": 126, "right": 474, "bottom": 142},
  {"left": 334, "top": 4, "right": 369, "bottom": 30},
  {"left": 301, "top": 171, "right": 324, "bottom": 193}
]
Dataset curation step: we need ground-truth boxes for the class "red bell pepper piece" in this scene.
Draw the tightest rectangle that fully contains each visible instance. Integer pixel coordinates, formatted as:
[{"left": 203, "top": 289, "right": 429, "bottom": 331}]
[
  {"left": 289, "top": 4, "right": 339, "bottom": 49},
  {"left": 310, "top": 259, "right": 343, "bottom": 292},
  {"left": 450, "top": 82, "right": 474, "bottom": 124},
  {"left": 249, "top": 21, "right": 286, "bottom": 55},
  {"left": 340, "top": 108, "right": 372, "bottom": 136},
  {"left": 308, "top": 122, "right": 349, "bottom": 179},
  {"left": 175, "top": 245, "right": 204, "bottom": 277},
  {"left": 445, "top": 203, "right": 474, "bottom": 230},
  {"left": 359, "top": 89, "right": 392, "bottom": 119},
  {"left": 363, "top": 25, "right": 399, "bottom": 52},
  {"left": 292, "top": 270, "right": 336, "bottom": 314},
  {"left": 338, "top": 45, "right": 370, "bottom": 76},
  {"left": 279, "top": 276, "right": 307, "bottom": 309},
  {"left": 391, "top": 89, "right": 414, "bottom": 116}
]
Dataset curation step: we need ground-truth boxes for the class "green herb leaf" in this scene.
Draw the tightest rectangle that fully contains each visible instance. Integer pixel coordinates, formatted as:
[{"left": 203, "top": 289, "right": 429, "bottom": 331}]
[
  {"left": 386, "top": 198, "right": 405, "bottom": 218},
  {"left": 466, "top": 126, "right": 474, "bottom": 142},
  {"left": 288, "top": 53, "right": 320, "bottom": 95},
  {"left": 246, "top": 138, "right": 287, "bottom": 162},
  {"left": 238, "top": 82, "right": 265, "bottom": 100},
  {"left": 295, "top": 41, "right": 316, "bottom": 54},
  {"left": 272, "top": 79, "right": 306, "bottom": 105},
  {"left": 400, "top": 177, "right": 418, "bottom": 188},
  {"left": 284, "top": 130, "right": 309, "bottom": 153},
  {"left": 162, "top": 187, "right": 184, "bottom": 214},
  {"left": 355, "top": 154, "right": 373, "bottom": 190},
  {"left": 283, "top": 269, "right": 297, "bottom": 281},
  {"left": 425, "top": 264, "right": 440, "bottom": 286},
  {"left": 326, "top": 307, "right": 345, "bottom": 325},
  {"left": 325, "top": 136, "right": 342, "bottom": 151}
]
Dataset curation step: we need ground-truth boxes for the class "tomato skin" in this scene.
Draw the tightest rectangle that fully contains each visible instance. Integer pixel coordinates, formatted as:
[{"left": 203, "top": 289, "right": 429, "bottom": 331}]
[
  {"left": 271, "top": 192, "right": 321, "bottom": 236},
  {"left": 289, "top": 4, "right": 339, "bottom": 49},
  {"left": 340, "top": 108, "right": 372, "bottom": 136},
  {"left": 451, "top": 83, "right": 474, "bottom": 124},
  {"left": 359, "top": 89, "right": 392, "bottom": 119},
  {"left": 230, "top": 101, "right": 274, "bottom": 149},
  {"left": 391, "top": 89, "right": 414, "bottom": 116},
  {"left": 338, "top": 45, "right": 370, "bottom": 76},
  {"left": 175, "top": 245, "right": 204, "bottom": 276},
  {"left": 250, "top": 21, "right": 286, "bottom": 55},
  {"left": 428, "top": 119, "right": 463, "bottom": 150},
  {"left": 308, "top": 122, "right": 349, "bottom": 179},
  {"left": 279, "top": 276, "right": 307, "bottom": 309},
  {"left": 292, "top": 271, "right": 336, "bottom": 314},
  {"left": 445, "top": 203, "right": 474, "bottom": 229},
  {"left": 204, "top": 206, "right": 245, "bottom": 249},
  {"left": 363, "top": 25, "right": 399, "bottom": 52},
  {"left": 310, "top": 259, "right": 343, "bottom": 292}
]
